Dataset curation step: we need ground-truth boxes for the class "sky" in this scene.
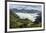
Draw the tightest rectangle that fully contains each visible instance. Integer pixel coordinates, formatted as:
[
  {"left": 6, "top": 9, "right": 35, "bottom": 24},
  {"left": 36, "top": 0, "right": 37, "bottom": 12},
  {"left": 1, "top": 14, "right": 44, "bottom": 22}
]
[{"left": 9, "top": 4, "right": 42, "bottom": 11}]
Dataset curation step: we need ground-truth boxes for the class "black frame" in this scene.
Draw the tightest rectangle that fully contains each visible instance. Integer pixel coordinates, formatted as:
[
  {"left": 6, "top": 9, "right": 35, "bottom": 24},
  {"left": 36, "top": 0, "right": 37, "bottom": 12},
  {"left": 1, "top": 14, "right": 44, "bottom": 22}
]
[{"left": 5, "top": 1, "right": 45, "bottom": 33}]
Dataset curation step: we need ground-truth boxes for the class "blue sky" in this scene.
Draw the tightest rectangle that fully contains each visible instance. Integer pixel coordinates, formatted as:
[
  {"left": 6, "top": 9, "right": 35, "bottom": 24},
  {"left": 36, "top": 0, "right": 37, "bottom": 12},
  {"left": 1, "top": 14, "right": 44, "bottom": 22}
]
[{"left": 9, "top": 4, "right": 42, "bottom": 11}]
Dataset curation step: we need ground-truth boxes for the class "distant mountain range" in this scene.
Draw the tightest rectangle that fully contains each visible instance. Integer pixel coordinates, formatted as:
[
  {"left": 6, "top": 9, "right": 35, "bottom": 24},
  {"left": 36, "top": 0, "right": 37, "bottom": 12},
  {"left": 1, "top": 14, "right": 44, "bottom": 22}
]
[{"left": 10, "top": 8, "right": 41, "bottom": 13}]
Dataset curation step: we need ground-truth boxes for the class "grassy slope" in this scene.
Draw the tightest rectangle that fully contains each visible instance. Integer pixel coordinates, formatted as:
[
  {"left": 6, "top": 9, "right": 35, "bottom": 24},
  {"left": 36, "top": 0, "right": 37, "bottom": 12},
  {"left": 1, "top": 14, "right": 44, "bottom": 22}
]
[{"left": 10, "top": 10, "right": 42, "bottom": 28}]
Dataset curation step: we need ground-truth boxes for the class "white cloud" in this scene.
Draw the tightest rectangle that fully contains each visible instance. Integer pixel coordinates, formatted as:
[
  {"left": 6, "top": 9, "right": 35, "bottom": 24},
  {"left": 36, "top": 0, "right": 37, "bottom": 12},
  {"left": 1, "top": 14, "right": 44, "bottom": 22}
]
[{"left": 16, "top": 13, "right": 39, "bottom": 22}]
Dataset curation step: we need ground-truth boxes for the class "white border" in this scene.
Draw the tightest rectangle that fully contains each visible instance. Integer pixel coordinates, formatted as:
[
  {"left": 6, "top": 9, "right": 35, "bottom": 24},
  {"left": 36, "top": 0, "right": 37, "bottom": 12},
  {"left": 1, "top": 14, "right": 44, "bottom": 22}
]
[{"left": 7, "top": 2, "right": 44, "bottom": 32}]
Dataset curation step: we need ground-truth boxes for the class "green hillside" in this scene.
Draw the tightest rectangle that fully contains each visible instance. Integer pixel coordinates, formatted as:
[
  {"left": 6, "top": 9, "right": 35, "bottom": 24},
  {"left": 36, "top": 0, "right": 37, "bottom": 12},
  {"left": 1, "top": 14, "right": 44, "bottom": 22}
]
[{"left": 10, "top": 10, "right": 42, "bottom": 28}]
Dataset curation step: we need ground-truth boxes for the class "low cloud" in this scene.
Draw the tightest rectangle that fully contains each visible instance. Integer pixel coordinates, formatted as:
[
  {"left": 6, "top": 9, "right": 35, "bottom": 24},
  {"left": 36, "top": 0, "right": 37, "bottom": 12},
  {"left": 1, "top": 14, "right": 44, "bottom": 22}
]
[{"left": 16, "top": 13, "right": 39, "bottom": 22}]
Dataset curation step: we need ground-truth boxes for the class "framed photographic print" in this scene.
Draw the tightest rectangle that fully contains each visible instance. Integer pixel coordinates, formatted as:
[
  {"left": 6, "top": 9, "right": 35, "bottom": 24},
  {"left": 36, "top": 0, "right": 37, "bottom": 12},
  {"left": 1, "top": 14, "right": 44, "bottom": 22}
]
[{"left": 5, "top": 1, "right": 45, "bottom": 33}]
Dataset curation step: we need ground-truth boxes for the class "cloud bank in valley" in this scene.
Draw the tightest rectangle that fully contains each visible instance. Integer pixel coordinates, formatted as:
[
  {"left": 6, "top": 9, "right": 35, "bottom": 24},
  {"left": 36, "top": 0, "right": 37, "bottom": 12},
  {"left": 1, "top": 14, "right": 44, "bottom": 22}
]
[{"left": 15, "top": 13, "right": 39, "bottom": 22}]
